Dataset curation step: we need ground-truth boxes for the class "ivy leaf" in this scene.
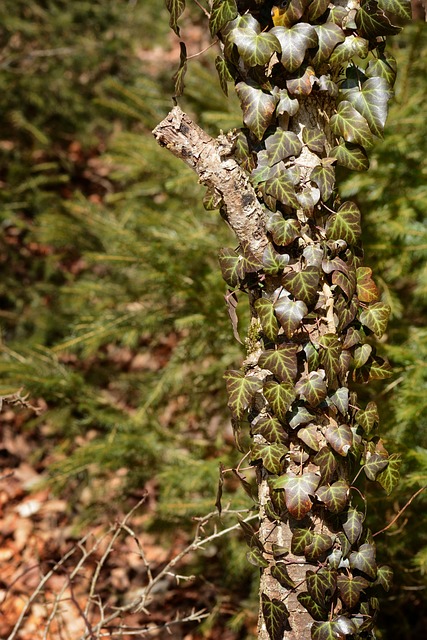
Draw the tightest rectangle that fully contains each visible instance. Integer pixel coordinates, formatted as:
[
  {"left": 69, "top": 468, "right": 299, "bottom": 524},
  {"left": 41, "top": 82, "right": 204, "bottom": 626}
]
[
  {"left": 215, "top": 55, "right": 234, "bottom": 96},
  {"left": 307, "top": 569, "right": 337, "bottom": 605},
  {"left": 349, "top": 542, "right": 377, "bottom": 579},
  {"left": 218, "top": 248, "right": 244, "bottom": 287},
  {"left": 298, "top": 592, "right": 329, "bottom": 621},
  {"left": 261, "top": 593, "right": 289, "bottom": 640},
  {"left": 329, "top": 142, "right": 369, "bottom": 172},
  {"left": 286, "top": 65, "right": 316, "bottom": 96},
  {"left": 318, "top": 74, "right": 339, "bottom": 97},
  {"left": 291, "top": 528, "right": 314, "bottom": 555},
  {"left": 166, "top": 0, "right": 185, "bottom": 36},
  {"left": 342, "top": 508, "right": 364, "bottom": 544},
  {"left": 343, "top": 77, "right": 393, "bottom": 138},
  {"left": 329, "top": 35, "right": 369, "bottom": 66},
  {"left": 231, "top": 28, "right": 282, "bottom": 67},
  {"left": 375, "top": 565, "right": 393, "bottom": 591},
  {"left": 264, "top": 381, "right": 297, "bottom": 419},
  {"left": 330, "top": 387, "right": 349, "bottom": 415},
  {"left": 318, "top": 333, "right": 342, "bottom": 381},
  {"left": 356, "top": 267, "right": 379, "bottom": 302},
  {"left": 314, "top": 446, "right": 338, "bottom": 484},
  {"left": 359, "top": 302, "right": 390, "bottom": 338},
  {"left": 288, "top": 404, "right": 315, "bottom": 429},
  {"left": 378, "top": 0, "right": 411, "bottom": 18},
  {"left": 247, "top": 546, "right": 269, "bottom": 568},
  {"left": 330, "top": 101, "right": 374, "bottom": 149},
  {"left": 265, "top": 166, "right": 300, "bottom": 208},
  {"left": 283, "top": 472, "right": 320, "bottom": 519},
  {"left": 325, "top": 423, "right": 353, "bottom": 456},
  {"left": 271, "top": 24, "right": 317, "bottom": 73},
  {"left": 258, "top": 345, "right": 299, "bottom": 383},
  {"left": 274, "top": 87, "right": 300, "bottom": 116},
  {"left": 236, "top": 82, "right": 277, "bottom": 140},
  {"left": 251, "top": 442, "right": 288, "bottom": 474},
  {"left": 325, "top": 201, "right": 361, "bottom": 245},
  {"left": 366, "top": 52, "right": 397, "bottom": 87},
  {"left": 353, "top": 343, "right": 372, "bottom": 369},
  {"left": 316, "top": 480, "right": 349, "bottom": 513},
  {"left": 376, "top": 453, "right": 400, "bottom": 494},
  {"left": 355, "top": 401, "right": 379, "bottom": 435},
  {"left": 303, "top": 128, "right": 327, "bottom": 154},
  {"left": 312, "top": 23, "right": 345, "bottom": 66},
  {"left": 298, "top": 424, "right": 320, "bottom": 451},
  {"left": 307, "top": 0, "right": 330, "bottom": 21},
  {"left": 251, "top": 414, "right": 287, "bottom": 444},
  {"left": 209, "top": 0, "right": 238, "bottom": 37},
  {"left": 305, "top": 533, "right": 334, "bottom": 561},
  {"left": 356, "top": 0, "right": 401, "bottom": 38},
  {"left": 354, "top": 355, "right": 393, "bottom": 382},
  {"left": 332, "top": 271, "right": 355, "bottom": 300},
  {"left": 364, "top": 452, "right": 388, "bottom": 481},
  {"left": 265, "top": 130, "right": 302, "bottom": 166},
  {"left": 272, "top": 0, "right": 311, "bottom": 27},
  {"left": 271, "top": 562, "right": 297, "bottom": 589},
  {"left": 274, "top": 296, "right": 308, "bottom": 337},
  {"left": 262, "top": 243, "right": 290, "bottom": 275},
  {"left": 255, "top": 298, "right": 280, "bottom": 342},
  {"left": 295, "top": 371, "right": 327, "bottom": 406},
  {"left": 311, "top": 620, "right": 345, "bottom": 640},
  {"left": 173, "top": 42, "right": 188, "bottom": 98},
  {"left": 337, "top": 574, "right": 369, "bottom": 609},
  {"left": 283, "top": 266, "right": 320, "bottom": 306},
  {"left": 224, "top": 370, "right": 262, "bottom": 420},
  {"left": 310, "top": 165, "right": 335, "bottom": 201}
]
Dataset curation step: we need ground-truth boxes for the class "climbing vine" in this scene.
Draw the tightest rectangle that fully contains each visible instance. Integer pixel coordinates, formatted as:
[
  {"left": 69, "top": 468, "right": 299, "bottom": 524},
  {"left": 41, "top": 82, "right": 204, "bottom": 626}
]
[{"left": 159, "top": 1, "right": 409, "bottom": 638}]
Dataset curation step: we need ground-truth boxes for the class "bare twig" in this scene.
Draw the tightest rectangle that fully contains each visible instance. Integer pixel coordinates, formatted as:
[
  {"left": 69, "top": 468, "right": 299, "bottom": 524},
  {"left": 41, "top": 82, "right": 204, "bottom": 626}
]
[{"left": 373, "top": 486, "right": 426, "bottom": 538}]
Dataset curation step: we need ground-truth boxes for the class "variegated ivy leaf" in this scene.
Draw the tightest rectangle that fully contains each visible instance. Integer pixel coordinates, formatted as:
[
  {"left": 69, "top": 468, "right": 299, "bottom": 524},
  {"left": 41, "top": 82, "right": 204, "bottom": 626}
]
[
  {"left": 330, "top": 101, "right": 374, "bottom": 149},
  {"left": 342, "top": 507, "right": 364, "bottom": 544},
  {"left": 255, "top": 297, "right": 279, "bottom": 342},
  {"left": 262, "top": 243, "right": 290, "bottom": 274},
  {"left": 314, "top": 446, "right": 338, "bottom": 484},
  {"left": 246, "top": 546, "right": 269, "bottom": 568},
  {"left": 261, "top": 593, "right": 289, "bottom": 640},
  {"left": 353, "top": 343, "right": 372, "bottom": 369},
  {"left": 364, "top": 452, "right": 388, "bottom": 481},
  {"left": 265, "top": 130, "right": 302, "bottom": 166},
  {"left": 307, "top": 0, "right": 330, "bottom": 21},
  {"left": 271, "top": 562, "right": 297, "bottom": 589},
  {"left": 251, "top": 442, "right": 288, "bottom": 474},
  {"left": 215, "top": 55, "right": 234, "bottom": 96},
  {"left": 224, "top": 370, "right": 262, "bottom": 421},
  {"left": 282, "top": 471, "right": 320, "bottom": 520},
  {"left": 349, "top": 542, "right": 377, "bottom": 578},
  {"left": 310, "top": 165, "right": 335, "bottom": 201},
  {"left": 318, "top": 333, "right": 342, "bottom": 381},
  {"left": 343, "top": 77, "right": 393, "bottom": 139},
  {"left": 273, "top": 87, "right": 300, "bottom": 117},
  {"left": 305, "top": 533, "right": 334, "bottom": 562},
  {"left": 264, "top": 380, "right": 297, "bottom": 419},
  {"left": 258, "top": 345, "right": 299, "bottom": 384},
  {"left": 329, "top": 142, "right": 369, "bottom": 172},
  {"left": 366, "top": 52, "right": 397, "bottom": 87},
  {"left": 354, "top": 354, "right": 393, "bottom": 382},
  {"left": 209, "top": 0, "right": 238, "bottom": 37},
  {"left": 356, "top": 0, "right": 401, "bottom": 39},
  {"left": 329, "top": 35, "right": 369, "bottom": 66},
  {"left": 337, "top": 574, "right": 369, "bottom": 609},
  {"left": 355, "top": 401, "right": 379, "bottom": 435},
  {"left": 356, "top": 266, "right": 379, "bottom": 302},
  {"left": 265, "top": 165, "right": 300, "bottom": 208},
  {"left": 359, "top": 302, "right": 390, "bottom": 338},
  {"left": 325, "top": 423, "right": 353, "bottom": 456},
  {"left": 306, "top": 568, "right": 337, "bottom": 605},
  {"left": 274, "top": 295, "right": 308, "bottom": 337},
  {"left": 325, "top": 201, "right": 361, "bottom": 245},
  {"left": 270, "top": 23, "right": 317, "bottom": 73},
  {"left": 283, "top": 266, "right": 320, "bottom": 306},
  {"left": 165, "top": 0, "right": 185, "bottom": 36},
  {"left": 231, "top": 28, "right": 281, "bottom": 67},
  {"left": 303, "top": 128, "right": 327, "bottom": 154},
  {"left": 374, "top": 565, "right": 394, "bottom": 591},
  {"left": 286, "top": 65, "right": 316, "bottom": 96},
  {"left": 316, "top": 480, "right": 349, "bottom": 514},
  {"left": 376, "top": 453, "right": 400, "bottom": 494},
  {"left": 295, "top": 371, "right": 327, "bottom": 406},
  {"left": 291, "top": 528, "right": 314, "bottom": 555},
  {"left": 251, "top": 414, "right": 288, "bottom": 444},
  {"left": 312, "top": 22, "right": 345, "bottom": 66},
  {"left": 298, "top": 592, "right": 329, "bottom": 621},
  {"left": 235, "top": 82, "right": 277, "bottom": 140}
]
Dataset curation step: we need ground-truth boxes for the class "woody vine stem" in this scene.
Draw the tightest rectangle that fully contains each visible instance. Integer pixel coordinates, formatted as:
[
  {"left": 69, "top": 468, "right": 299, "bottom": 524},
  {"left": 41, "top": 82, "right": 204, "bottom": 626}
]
[{"left": 155, "top": 1, "right": 410, "bottom": 638}]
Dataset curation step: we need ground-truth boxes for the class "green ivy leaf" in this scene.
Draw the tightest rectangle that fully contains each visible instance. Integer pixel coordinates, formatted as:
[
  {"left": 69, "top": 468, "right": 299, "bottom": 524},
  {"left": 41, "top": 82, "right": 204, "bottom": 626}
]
[
  {"left": 274, "top": 295, "right": 308, "bottom": 338},
  {"left": 329, "top": 35, "right": 369, "bottom": 66},
  {"left": 356, "top": 0, "right": 401, "bottom": 38},
  {"left": 354, "top": 355, "right": 393, "bottom": 382},
  {"left": 359, "top": 302, "right": 390, "bottom": 338},
  {"left": 356, "top": 267, "right": 379, "bottom": 302},
  {"left": 330, "top": 387, "right": 349, "bottom": 416},
  {"left": 255, "top": 298, "right": 280, "bottom": 342},
  {"left": 209, "top": 0, "right": 238, "bottom": 37},
  {"left": 355, "top": 401, "right": 379, "bottom": 435},
  {"left": 316, "top": 480, "right": 349, "bottom": 514},
  {"left": 376, "top": 453, "right": 400, "bottom": 494},
  {"left": 337, "top": 574, "right": 369, "bottom": 609},
  {"left": 353, "top": 343, "right": 372, "bottom": 369},
  {"left": 283, "top": 472, "right": 320, "bottom": 519},
  {"left": 325, "top": 423, "right": 353, "bottom": 456},
  {"left": 312, "top": 23, "right": 345, "bottom": 66},
  {"left": 261, "top": 593, "right": 289, "bottom": 640},
  {"left": 318, "top": 333, "right": 342, "bottom": 381},
  {"left": 295, "top": 371, "right": 327, "bottom": 406},
  {"left": 364, "top": 453, "right": 389, "bottom": 481},
  {"left": 283, "top": 266, "right": 320, "bottom": 306},
  {"left": 378, "top": 0, "right": 411, "bottom": 18},
  {"left": 330, "top": 101, "right": 374, "bottom": 149},
  {"left": 271, "top": 23, "right": 317, "bottom": 73},
  {"left": 342, "top": 508, "right": 364, "bottom": 544},
  {"left": 166, "top": 0, "right": 185, "bottom": 36},
  {"left": 259, "top": 345, "right": 299, "bottom": 384},
  {"left": 305, "top": 533, "right": 334, "bottom": 561},
  {"left": 266, "top": 130, "right": 302, "bottom": 166},
  {"left": 286, "top": 65, "right": 316, "bottom": 96},
  {"left": 172, "top": 42, "right": 187, "bottom": 98},
  {"left": 325, "top": 201, "right": 361, "bottom": 245},
  {"left": 314, "top": 446, "right": 338, "bottom": 483},
  {"left": 366, "top": 52, "right": 397, "bottom": 87},
  {"left": 271, "top": 562, "right": 297, "bottom": 589},
  {"left": 262, "top": 243, "right": 290, "bottom": 274},
  {"left": 307, "top": 0, "right": 330, "bottom": 21},
  {"left": 264, "top": 380, "right": 297, "bottom": 419},
  {"left": 236, "top": 82, "right": 277, "bottom": 140},
  {"left": 310, "top": 165, "right": 335, "bottom": 201},
  {"left": 251, "top": 442, "right": 288, "bottom": 474},
  {"left": 303, "top": 128, "right": 327, "bottom": 154},
  {"left": 329, "top": 142, "right": 369, "bottom": 171},
  {"left": 265, "top": 166, "right": 300, "bottom": 208},
  {"left": 288, "top": 404, "right": 315, "bottom": 429},
  {"left": 311, "top": 620, "right": 345, "bottom": 640},
  {"left": 215, "top": 55, "right": 234, "bottom": 96},
  {"left": 251, "top": 414, "right": 287, "bottom": 444},
  {"left": 224, "top": 370, "right": 262, "bottom": 420},
  {"left": 349, "top": 542, "right": 377, "bottom": 578},
  {"left": 231, "top": 28, "right": 281, "bottom": 67},
  {"left": 298, "top": 424, "right": 320, "bottom": 451},
  {"left": 247, "top": 546, "right": 269, "bottom": 567},
  {"left": 291, "top": 528, "right": 314, "bottom": 555},
  {"left": 298, "top": 592, "right": 329, "bottom": 621},
  {"left": 343, "top": 77, "right": 393, "bottom": 138},
  {"left": 274, "top": 87, "right": 300, "bottom": 116},
  {"left": 307, "top": 568, "right": 337, "bottom": 605},
  {"left": 374, "top": 565, "right": 393, "bottom": 591},
  {"left": 218, "top": 248, "right": 244, "bottom": 287}
]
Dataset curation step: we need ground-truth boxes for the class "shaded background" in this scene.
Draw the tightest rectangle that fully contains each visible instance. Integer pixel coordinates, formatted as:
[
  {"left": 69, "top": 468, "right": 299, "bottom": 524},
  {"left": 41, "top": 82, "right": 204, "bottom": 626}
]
[{"left": 0, "top": 1, "right": 426, "bottom": 638}]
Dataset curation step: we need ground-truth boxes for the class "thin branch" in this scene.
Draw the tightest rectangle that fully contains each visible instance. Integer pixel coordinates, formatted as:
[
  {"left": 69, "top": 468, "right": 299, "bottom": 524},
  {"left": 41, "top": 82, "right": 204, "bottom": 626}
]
[{"left": 373, "top": 486, "right": 426, "bottom": 538}]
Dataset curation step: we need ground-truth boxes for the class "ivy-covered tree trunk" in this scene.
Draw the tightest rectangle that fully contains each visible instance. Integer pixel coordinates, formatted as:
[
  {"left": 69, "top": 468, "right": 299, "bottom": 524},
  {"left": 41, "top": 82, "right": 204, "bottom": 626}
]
[{"left": 156, "top": 1, "right": 407, "bottom": 638}]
